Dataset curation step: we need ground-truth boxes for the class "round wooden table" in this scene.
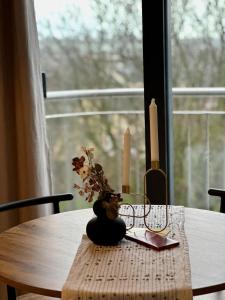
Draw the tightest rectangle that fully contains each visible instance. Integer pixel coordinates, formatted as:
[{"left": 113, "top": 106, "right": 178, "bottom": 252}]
[{"left": 0, "top": 207, "right": 225, "bottom": 297}]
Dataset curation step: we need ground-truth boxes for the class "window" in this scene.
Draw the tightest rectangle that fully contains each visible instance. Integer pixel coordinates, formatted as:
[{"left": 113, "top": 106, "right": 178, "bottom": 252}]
[
  {"left": 171, "top": 0, "right": 225, "bottom": 209},
  {"left": 36, "top": 0, "right": 224, "bottom": 211},
  {"left": 34, "top": 0, "right": 147, "bottom": 209}
]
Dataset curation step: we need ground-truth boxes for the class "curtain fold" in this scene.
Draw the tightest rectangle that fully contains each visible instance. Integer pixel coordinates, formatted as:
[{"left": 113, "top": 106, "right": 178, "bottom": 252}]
[
  {"left": 0, "top": 3, "right": 52, "bottom": 296},
  {"left": 0, "top": 1, "right": 52, "bottom": 298},
  {"left": 0, "top": 0, "right": 52, "bottom": 227}
]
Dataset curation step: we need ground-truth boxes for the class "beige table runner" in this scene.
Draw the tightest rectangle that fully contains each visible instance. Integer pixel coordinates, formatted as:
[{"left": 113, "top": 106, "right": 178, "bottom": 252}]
[{"left": 62, "top": 205, "right": 192, "bottom": 300}]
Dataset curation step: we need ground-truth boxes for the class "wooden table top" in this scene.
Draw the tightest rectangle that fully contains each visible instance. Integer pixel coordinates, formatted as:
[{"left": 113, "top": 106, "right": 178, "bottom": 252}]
[{"left": 0, "top": 207, "right": 225, "bottom": 297}]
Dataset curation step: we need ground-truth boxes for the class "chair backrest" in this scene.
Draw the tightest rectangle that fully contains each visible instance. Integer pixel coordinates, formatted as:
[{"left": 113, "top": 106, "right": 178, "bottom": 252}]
[
  {"left": 208, "top": 188, "right": 225, "bottom": 213},
  {"left": 0, "top": 193, "right": 74, "bottom": 214},
  {"left": 0, "top": 193, "right": 73, "bottom": 300}
]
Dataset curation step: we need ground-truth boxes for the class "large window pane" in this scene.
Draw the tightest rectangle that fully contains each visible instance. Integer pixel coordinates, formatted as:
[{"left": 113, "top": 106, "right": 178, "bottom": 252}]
[
  {"left": 171, "top": 0, "right": 225, "bottom": 209},
  {"left": 34, "top": 0, "right": 145, "bottom": 209}
]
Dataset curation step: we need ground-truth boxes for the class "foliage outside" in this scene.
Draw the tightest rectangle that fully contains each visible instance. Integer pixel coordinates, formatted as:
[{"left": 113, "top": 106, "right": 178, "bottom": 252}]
[{"left": 35, "top": 0, "right": 225, "bottom": 211}]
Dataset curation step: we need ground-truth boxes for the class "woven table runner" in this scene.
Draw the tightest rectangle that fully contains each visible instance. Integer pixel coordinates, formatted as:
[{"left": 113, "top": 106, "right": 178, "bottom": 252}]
[{"left": 62, "top": 205, "right": 192, "bottom": 300}]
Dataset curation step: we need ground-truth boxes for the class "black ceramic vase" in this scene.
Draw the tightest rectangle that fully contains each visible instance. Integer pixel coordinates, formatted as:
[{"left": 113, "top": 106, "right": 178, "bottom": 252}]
[{"left": 86, "top": 194, "right": 126, "bottom": 246}]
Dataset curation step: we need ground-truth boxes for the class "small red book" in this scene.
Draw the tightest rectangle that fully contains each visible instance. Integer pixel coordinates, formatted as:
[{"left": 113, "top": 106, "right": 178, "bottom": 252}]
[{"left": 125, "top": 229, "right": 179, "bottom": 250}]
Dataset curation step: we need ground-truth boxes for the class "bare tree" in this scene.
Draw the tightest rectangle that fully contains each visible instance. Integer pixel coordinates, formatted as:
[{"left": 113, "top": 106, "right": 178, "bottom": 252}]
[
  {"left": 36, "top": 0, "right": 225, "bottom": 208},
  {"left": 37, "top": 0, "right": 145, "bottom": 206}
]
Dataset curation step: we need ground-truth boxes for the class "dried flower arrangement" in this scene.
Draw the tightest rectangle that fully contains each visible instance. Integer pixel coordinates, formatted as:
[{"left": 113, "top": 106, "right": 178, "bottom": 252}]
[{"left": 72, "top": 147, "right": 122, "bottom": 219}]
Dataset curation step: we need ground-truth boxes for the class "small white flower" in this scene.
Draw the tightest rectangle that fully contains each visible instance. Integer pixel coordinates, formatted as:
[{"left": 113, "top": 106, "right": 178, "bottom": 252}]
[{"left": 78, "top": 165, "right": 90, "bottom": 180}]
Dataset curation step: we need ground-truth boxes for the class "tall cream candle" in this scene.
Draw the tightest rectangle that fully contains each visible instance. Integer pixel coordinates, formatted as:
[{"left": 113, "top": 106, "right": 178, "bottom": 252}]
[
  {"left": 122, "top": 128, "right": 131, "bottom": 186},
  {"left": 149, "top": 98, "right": 159, "bottom": 162}
]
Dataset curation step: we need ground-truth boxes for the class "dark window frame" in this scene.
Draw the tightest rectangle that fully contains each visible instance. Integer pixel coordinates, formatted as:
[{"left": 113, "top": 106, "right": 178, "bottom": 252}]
[{"left": 142, "top": 0, "right": 174, "bottom": 204}]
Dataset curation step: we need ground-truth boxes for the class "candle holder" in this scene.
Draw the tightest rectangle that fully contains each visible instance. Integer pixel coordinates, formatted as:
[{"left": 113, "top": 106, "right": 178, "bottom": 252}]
[
  {"left": 119, "top": 161, "right": 168, "bottom": 233},
  {"left": 143, "top": 161, "right": 168, "bottom": 232}
]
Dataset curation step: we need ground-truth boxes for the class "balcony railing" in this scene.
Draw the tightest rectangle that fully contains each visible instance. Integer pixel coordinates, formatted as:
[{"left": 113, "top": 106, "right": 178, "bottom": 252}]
[
  {"left": 47, "top": 87, "right": 225, "bottom": 99},
  {"left": 45, "top": 87, "right": 225, "bottom": 210}
]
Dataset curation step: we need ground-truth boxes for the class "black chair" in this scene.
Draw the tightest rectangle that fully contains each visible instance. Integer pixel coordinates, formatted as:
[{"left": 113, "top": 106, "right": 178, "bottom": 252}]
[
  {"left": 0, "top": 193, "right": 74, "bottom": 300},
  {"left": 208, "top": 188, "right": 225, "bottom": 213}
]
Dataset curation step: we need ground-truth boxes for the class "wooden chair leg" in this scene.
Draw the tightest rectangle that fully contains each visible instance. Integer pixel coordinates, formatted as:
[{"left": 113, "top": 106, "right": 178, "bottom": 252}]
[{"left": 7, "top": 285, "right": 17, "bottom": 300}]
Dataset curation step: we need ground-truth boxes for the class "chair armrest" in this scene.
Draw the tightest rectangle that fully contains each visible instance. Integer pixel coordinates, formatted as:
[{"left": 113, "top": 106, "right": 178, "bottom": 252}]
[
  {"left": 208, "top": 189, "right": 225, "bottom": 213},
  {"left": 208, "top": 188, "right": 225, "bottom": 198},
  {"left": 0, "top": 193, "right": 73, "bottom": 213}
]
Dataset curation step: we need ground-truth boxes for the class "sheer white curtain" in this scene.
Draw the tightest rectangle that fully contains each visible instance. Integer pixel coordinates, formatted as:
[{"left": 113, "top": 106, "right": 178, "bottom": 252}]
[
  {"left": 0, "top": 0, "right": 52, "bottom": 231},
  {"left": 0, "top": 1, "right": 52, "bottom": 296}
]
